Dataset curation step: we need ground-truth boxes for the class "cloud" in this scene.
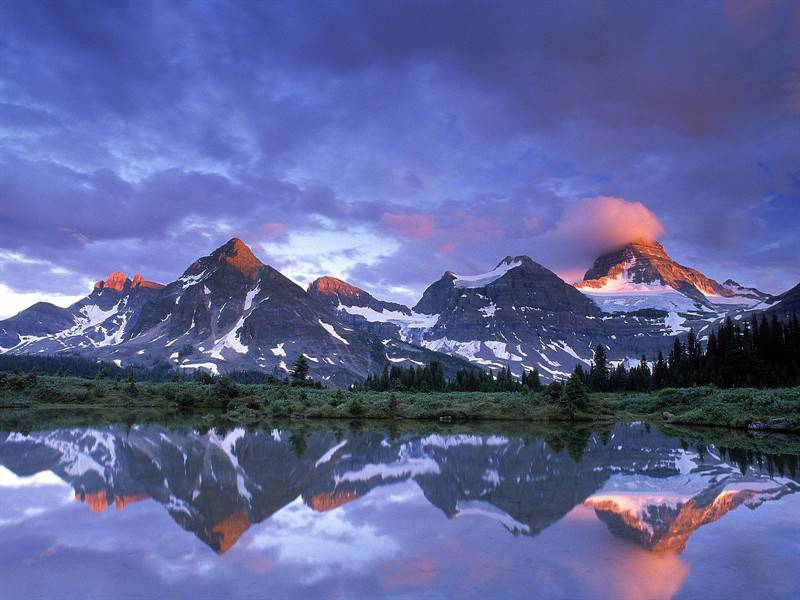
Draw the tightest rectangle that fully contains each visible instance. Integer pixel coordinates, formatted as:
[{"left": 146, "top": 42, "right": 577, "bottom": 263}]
[
  {"left": 381, "top": 212, "right": 434, "bottom": 239},
  {"left": 248, "top": 497, "right": 399, "bottom": 584},
  {"left": 0, "top": 0, "right": 798, "bottom": 306},
  {"left": 260, "top": 222, "right": 287, "bottom": 240},
  {"left": 547, "top": 196, "right": 665, "bottom": 254},
  {"left": 523, "top": 216, "right": 541, "bottom": 231}
]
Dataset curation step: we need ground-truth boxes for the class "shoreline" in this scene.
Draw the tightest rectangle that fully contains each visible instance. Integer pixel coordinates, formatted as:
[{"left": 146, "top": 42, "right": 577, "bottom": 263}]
[{"left": 1, "top": 374, "right": 799, "bottom": 433}]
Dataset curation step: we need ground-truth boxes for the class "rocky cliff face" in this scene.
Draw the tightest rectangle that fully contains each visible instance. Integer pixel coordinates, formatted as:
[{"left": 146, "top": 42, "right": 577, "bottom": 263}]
[
  {"left": 581, "top": 240, "right": 723, "bottom": 295},
  {"left": 93, "top": 272, "right": 164, "bottom": 293},
  {"left": 307, "top": 276, "right": 416, "bottom": 340},
  {"left": 309, "top": 276, "right": 411, "bottom": 315}
]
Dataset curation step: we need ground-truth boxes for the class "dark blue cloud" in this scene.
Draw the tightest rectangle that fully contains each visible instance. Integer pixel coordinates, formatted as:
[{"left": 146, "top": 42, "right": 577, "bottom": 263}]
[{"left": 0, "top": 0, "right": 798, "bottom": 304}]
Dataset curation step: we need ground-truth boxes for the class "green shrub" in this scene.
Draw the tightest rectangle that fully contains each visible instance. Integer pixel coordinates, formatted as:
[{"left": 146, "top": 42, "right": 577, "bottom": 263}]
[
  {"left": 348, "top": 396, "right": 365, "bottom": 416},
  {"left": 546, "top": 382, "right": 563, "bottom": 403},
  {"left": 9, "top": 374, "right": 24, "bottom": 390},
  {"left": 214, "top": 377, "right": 239, "bottom": 398},
  {"left": 177, "top": 391, "right": 198, "bottom": 411}
]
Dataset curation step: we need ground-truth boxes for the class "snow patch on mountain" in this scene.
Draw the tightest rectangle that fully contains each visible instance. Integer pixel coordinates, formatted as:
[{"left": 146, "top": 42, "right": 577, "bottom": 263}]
[
  {"left": 208, "top": 428, "right": 253, "bottom": 501},
  {"left": 421, "top": 338, "right": 504, "bottom": 367},
  {"left": 336, "top": 457, "right": 440, "bottom": 483},
  {"left": 453, "top": 259, "right": 522, "bottom": 289},
  {"left": 318, "top": 320, "right": 350, "bottom": 345},
  {"left": 96, "top": 314, "right": 128, "bottom": 347},
  {"left": 315, "top": 440, "right": 348, "bottom": 467},
  {"left": 664, "top": 312, "right": 690, "bottom": 333},
  {"left": 180, "top": 362, "right": 220, "bottom": 375},
  {"left": 209, "top": 315, "right": 249, "bottom": 359},
  {"left": 243, "top": 284, "right": 261, "bottom": 311},
  {"left": 578, "top": 272, "right": 702, "bottom": 313},
  {"left": 455, "top": 500, "right": 531, "bottom": 533},
  {"left": 485, "top": 341, "right": 523, "bottom": 361},
  {"left": 336, "top": 303, "right": 440, "bottom": 340},
  {"left": 421, "top": 434, "right": 508, "bottom": 449},
  {"left": 703, "top": 291, "right": 764, "bottom": 308},
  {"left": 479, "top": 303, "right": 497, "bottom": 318},
  {"left": 178, "top": 270, "right": 209, "bottom": 289}
]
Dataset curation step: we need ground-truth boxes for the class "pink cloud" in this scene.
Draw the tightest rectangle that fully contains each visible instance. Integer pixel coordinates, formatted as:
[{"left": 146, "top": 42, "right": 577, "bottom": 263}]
[
  {"left": 448, "top": 211, "right": 507, "bottom": 242},
  {"left": 554, "top": 268, "right": 587, "bottom": 284},
  {"left": 722, "top": 0, "right": 771, "bottom": 22},
  {"left": 440, "top": 241, "right": 457, "bottom": 254},
  {"left": 524, "top": 216, "right": 541, "bottom": 231},
  {"left": 381, "top": 212, "right": 434, "bottom": 238},
  {"left": 380, "top": 559, "right": 437, "bottom": 588},
  {"left": 261, "top": 222, "right": 286, "bottom": 240},
  {"left": 547, "top": 196, "right": 664, "bottom": 254}
]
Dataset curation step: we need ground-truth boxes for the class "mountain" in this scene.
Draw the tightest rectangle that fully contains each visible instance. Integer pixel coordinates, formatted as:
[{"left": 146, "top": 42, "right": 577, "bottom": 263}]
[
  {"left": 119, "top": 238, "right": 472, "bottom": 384},
  {"left": 307, "top": 276, "right": 417, "bottom": 339},
  {"left": 297, "top": 255, "right": 726, "bottom": 380},
  {"left": 0, "top": 239, "right": 473, "bottom": 386},
  {"left": 720, "top": 279, "right": 770, "bottom": 305},
  {"left": 0, "top": 272, "right": 164, "bottom": 354},
  {"left": 1, "top": 237, "right": 795, "bottom": 384},
  {"left": 319, "top": 256, "right": 618, "bottom": 379},
  {"left": 411, "top": 256, "right": 607, "bottom": 378},
  {"left": 575, "top": 240, "right": 767, "bottom": 313},
  {"left": 0, "top": 302, "right": 76, "bottom": 351},
  {"left": 309, "top": 276, "right": 411, "bottom": 315},
  {"left": 764, "top": 283, "right": 800, "bottom": 318}
]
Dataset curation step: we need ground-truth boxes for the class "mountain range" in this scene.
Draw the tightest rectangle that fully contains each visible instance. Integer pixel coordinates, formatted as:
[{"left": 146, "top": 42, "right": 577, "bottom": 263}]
[{"left": 0, "top": 237, "right": 796, "bottom": 385}]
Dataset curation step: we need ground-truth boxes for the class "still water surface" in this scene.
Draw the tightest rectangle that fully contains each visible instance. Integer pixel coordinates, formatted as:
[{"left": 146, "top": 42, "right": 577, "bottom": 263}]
[{"left": 0, "top": 421, "right": 798, "bottom": 599}]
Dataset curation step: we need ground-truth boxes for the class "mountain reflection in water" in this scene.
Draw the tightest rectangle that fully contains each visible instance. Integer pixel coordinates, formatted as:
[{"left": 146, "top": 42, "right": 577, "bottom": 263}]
[{"left": 0, "top": 422, "right": 798, "bottom": 600}]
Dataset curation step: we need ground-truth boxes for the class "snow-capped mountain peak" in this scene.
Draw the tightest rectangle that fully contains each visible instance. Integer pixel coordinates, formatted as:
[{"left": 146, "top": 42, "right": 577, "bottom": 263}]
[
  {"left": 452, "top": 256, "right": 525, "bottom": 289},
  {"left": 575, "top": 239, "right": 766, "bottom": 312}
]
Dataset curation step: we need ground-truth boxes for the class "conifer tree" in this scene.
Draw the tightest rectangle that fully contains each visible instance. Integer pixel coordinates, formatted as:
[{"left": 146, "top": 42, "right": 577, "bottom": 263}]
[
  {"left": 290, "top": 354, "right": 310, "bottom": 385},
  {"left": 589, "top": 344, "right": 609, "bottom": 391}
]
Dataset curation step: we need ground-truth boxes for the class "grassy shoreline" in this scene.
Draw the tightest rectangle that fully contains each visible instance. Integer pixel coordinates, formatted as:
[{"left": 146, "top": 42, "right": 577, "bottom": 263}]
[{"left": 1, "top": 373, "right": 799, "bottom": 432}]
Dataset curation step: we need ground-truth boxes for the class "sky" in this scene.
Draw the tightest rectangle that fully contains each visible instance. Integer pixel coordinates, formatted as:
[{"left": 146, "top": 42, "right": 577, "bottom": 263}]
[{"left": 1, "top": 0, "right": 799, "bottom": 318}]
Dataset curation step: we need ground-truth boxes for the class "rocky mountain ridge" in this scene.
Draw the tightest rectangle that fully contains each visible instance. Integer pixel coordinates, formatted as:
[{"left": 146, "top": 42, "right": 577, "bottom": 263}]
[
  {"left": 0, "top": 239, "right": 473, "bottom": 386},
  {"left": 0, "top": 237, "right": 795, "bottom": 384}
]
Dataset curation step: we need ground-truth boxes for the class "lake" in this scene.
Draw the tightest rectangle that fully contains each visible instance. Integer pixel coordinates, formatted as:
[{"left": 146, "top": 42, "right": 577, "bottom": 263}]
[{"left": 0, "top": 421, "right": 798, "bottom": 599}]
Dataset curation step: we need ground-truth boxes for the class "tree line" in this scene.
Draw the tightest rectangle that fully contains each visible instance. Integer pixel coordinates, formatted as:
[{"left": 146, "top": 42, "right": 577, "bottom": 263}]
[
  {"left": 0, "top": 353, "right": 303, "bottom": 386},
  {"left": 352, "top": 361, "right": 542, "bottom": 393},
  {"left": 576, "top": 313, "right": 800, "bottom": 392},
  {"left": 355, "top": 313, "right": 799, "bottom": 394}
]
